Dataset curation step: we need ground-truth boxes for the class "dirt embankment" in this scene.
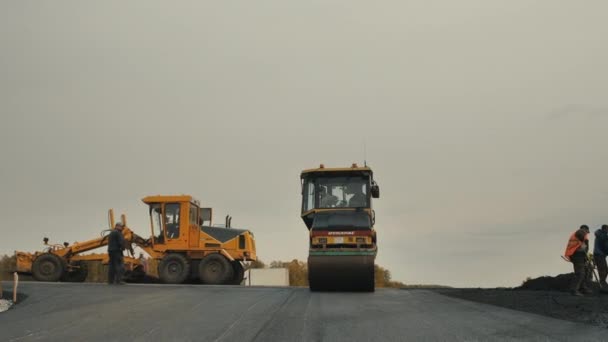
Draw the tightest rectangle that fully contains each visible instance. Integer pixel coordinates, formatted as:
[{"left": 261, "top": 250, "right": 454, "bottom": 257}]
[{"left": 435, "top": 273, "right": 608, "bottom": 328}]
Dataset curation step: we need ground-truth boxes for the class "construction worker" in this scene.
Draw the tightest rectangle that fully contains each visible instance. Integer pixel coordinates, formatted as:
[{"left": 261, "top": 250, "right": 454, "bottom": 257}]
[
  {"left": 565, "top": 225, "right": 592, "bottom": 296},
  {"left": 107, "top": 222, "right": 126, "bottom": 285},
  {"left": 593, "top": 224, "right": 608, "bottom": 289}
]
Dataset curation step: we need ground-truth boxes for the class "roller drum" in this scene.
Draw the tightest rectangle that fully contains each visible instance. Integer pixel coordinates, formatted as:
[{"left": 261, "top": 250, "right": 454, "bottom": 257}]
[{"left": 308, "top": 254, "right": 375, "bottom": 292}]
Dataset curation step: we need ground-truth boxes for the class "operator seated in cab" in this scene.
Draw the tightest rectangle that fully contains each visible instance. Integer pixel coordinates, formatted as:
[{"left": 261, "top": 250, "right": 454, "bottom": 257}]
[
  {"left": 319, "top": 186, "right": 339, "bottom": 208},
  {"left": 346, "top": 183, "right": 367, "bottom": 208},
  {"left": 318, "top": 180, "right": 369, "bottom": 209}
]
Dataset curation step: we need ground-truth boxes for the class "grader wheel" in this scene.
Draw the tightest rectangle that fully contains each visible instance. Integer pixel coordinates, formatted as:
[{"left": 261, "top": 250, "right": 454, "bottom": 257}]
[
  {"left": 230, "top": 261, "right": 245, "bottom": 285},
  {"left": 199, "top": 254, "right": 233, "bottom": 285},
  {"left": 32, "top": 253, "right": 66, "bottom": 282},
  {"left": 158, "top": 253, "right": 190, "bottom": 284}
]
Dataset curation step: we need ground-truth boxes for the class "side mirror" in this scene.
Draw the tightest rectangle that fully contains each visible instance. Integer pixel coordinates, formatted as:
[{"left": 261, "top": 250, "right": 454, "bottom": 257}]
[{"left": 371, "top": 184, "right": 380, "bottom": 198}]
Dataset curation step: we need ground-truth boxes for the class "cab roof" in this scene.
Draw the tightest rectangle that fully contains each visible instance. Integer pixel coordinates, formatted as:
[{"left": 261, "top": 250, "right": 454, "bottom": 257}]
[
  {"left": 301, "top": 164, "right": 372, "bottom": 175},
  {"left": 142, "top": 195, "right": 199, "bottom": 205}
]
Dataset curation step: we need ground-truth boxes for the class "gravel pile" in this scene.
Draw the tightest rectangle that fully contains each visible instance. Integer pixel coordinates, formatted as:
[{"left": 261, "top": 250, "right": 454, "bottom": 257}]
[
  {"left": 436, "top": 286, "right": 608, "bottom": 328},
  {"left": 0, "top": 299, "right": 13, "bottom": 313},
  {"left": 516, "top": 273, "right": 600, "bottom": 292}
]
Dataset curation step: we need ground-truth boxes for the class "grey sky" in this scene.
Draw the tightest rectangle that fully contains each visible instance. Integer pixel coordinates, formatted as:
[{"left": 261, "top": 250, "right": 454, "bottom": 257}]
[{"left": 1, "top": 1, "right": 607, "bottom": 287}]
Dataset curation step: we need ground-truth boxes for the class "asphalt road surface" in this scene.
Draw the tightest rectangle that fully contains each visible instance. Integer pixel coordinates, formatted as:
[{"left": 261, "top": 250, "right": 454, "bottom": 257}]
[{"left": 1, "top": 282, "right": 605, "bottom": 342}]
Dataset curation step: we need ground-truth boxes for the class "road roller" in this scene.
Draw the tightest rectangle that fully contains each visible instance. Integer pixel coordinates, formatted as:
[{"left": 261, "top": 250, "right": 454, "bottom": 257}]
[{"left": 301, "top": 163, "right": 380, "bottom": 291}]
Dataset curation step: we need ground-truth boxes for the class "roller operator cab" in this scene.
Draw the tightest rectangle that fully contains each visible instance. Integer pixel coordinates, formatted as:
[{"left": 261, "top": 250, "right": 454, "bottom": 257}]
[
  {"left": 142, "top": 195, "right": 257, "bottom": 285},
  {"left": 301, "top": 164, "right": 380, "bottom": 291}
]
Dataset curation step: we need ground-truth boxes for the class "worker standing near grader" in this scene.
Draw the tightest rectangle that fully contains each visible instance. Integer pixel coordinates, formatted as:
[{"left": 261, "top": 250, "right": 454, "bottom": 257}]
[
  {"left": 16, "top": 195, "right": 257, "bottom": 285},
  {"left": 107, "top": 222, "right": 126, "bottom": 285}
]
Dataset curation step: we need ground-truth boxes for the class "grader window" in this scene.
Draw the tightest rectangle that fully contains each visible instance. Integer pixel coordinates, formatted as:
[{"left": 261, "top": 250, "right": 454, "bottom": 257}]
[
  {"left": 189, "top": 205, "right": 198, "bottom": 225},
  {"left": 150, "top": 205, "right": 164, "bottom": 244},
  {"left": 165, "top": 203, "right": 180, "bottom": 239}
]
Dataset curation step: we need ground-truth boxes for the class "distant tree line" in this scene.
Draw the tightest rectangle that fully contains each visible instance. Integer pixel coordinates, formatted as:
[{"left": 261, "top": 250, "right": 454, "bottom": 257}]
[{"left": 249, "top": 258, "right": 407, "bottom": 288}]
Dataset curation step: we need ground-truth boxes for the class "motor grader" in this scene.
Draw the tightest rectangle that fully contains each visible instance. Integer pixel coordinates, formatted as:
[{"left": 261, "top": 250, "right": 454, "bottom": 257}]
[
  {"left": 16, "top": 195, "right": 257, "bottom": 285},
  {"left": 301, "top": 164, "right": 380, "bottom": 291}
]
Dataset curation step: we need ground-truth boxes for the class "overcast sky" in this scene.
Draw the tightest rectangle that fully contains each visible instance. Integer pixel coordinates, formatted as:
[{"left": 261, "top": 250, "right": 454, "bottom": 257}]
[{"left": 1, "top": 1, "right": 607, "bottom": 287}]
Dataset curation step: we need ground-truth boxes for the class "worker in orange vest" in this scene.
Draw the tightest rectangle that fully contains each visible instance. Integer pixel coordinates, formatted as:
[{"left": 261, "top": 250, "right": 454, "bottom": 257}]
[{"left": 565, "top": 225, "right": 592, "bottom": 296}]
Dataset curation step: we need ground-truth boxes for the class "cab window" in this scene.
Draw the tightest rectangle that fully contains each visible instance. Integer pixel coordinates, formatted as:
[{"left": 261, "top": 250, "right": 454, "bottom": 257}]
[
  {"left": 165, "top": 203, "right": 180, "bottom": 239},
  {"left": 150, "top": 204, "right": 163, "bottom": 244},
  {"left": 303, "top": 180, "right": 315, "bottom": 212},
  {"left": 189, "top": 205, "right": 198, "bottom": 225}
]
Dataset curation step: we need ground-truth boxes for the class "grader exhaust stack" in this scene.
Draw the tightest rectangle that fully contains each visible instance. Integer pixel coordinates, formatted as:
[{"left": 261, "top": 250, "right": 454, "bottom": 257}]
[{"left": 301, "top": 164, "right": 380, "bottom": 291}]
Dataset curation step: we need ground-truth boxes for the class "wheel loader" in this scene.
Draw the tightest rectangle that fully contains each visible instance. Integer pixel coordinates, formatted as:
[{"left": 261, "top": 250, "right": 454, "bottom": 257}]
[
  {"left": 16, "top": 194, "right": 257, "bottom": 285},
  {"left": 301, "top": 164, "right": 380, "bottom": 291}
]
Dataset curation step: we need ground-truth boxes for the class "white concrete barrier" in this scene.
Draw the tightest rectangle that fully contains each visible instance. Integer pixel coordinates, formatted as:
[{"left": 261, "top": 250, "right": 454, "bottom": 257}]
[{"left": 246, "top": 268, "right": 289, "bottom": 286}]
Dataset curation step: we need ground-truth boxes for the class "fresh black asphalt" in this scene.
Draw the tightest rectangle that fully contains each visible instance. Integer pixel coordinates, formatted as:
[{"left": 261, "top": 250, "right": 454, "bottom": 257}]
[{"left": 0, "top": 282, "right": 605, "bottom": 341}]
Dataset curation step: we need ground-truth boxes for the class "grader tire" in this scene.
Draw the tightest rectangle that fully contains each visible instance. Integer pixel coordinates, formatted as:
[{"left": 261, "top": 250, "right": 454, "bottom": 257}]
[
  {"left": 158, "top": 253, "right": 190, "bottom": 284},
  {"left": 62, "top": 261, "right": 88, "bottom": 282},
  {"left": 199, "top": 254, "right": 233, "bottom": 285},
  {"left": 32, "top": 253, "right": 66, "bottom": 282},
  {"left": 230, "top": 261, "right": 245, "bottom": 285}
]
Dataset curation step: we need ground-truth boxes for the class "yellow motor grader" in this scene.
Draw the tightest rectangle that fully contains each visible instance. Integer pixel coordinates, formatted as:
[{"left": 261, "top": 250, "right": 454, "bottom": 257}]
[{"left": 16, "top": 195, "right": 257, "bottom": 285}]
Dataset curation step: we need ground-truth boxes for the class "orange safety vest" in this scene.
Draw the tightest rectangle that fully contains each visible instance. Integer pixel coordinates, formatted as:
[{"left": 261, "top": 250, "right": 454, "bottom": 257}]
[{"left": 564, "top": 231, "right": 588, "bottom": 258}]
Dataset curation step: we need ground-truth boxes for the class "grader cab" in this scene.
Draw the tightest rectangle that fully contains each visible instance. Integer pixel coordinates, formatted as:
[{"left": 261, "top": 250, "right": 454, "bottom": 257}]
[{"left": 142, "top": 195, "right": 257, "bottom": 284}]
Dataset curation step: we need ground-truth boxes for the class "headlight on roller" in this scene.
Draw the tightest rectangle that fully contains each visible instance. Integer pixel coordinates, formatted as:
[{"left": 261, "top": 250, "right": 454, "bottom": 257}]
[
  {"left": 356, "top": 237, "right": 366, "bottom": 243},
  {"left": 318, "top": 238, "right": 327, "bottom": 244}
]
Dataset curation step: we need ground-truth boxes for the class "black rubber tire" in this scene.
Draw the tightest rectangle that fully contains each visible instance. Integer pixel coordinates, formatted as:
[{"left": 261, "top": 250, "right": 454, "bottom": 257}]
[
  {"left": 158, "top": 253, "right": 190, "bottom": 284},
  {"left": 32, "top": 253, "right": 66, "bottom": 282},
  {"left": 62, "top": 261, "right": 88, "bottom": 282},
  {"left": 230, "top": 261, "right": 245, "bottom": 285},
  {"left": 199, "top": 254, "right": 234, "bottom": 285}
]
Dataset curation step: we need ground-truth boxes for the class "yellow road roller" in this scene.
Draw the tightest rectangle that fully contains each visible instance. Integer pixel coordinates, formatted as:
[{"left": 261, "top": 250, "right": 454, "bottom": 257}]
[{"left": 301, "top": 164, "right": 380, "bottom": 291}]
